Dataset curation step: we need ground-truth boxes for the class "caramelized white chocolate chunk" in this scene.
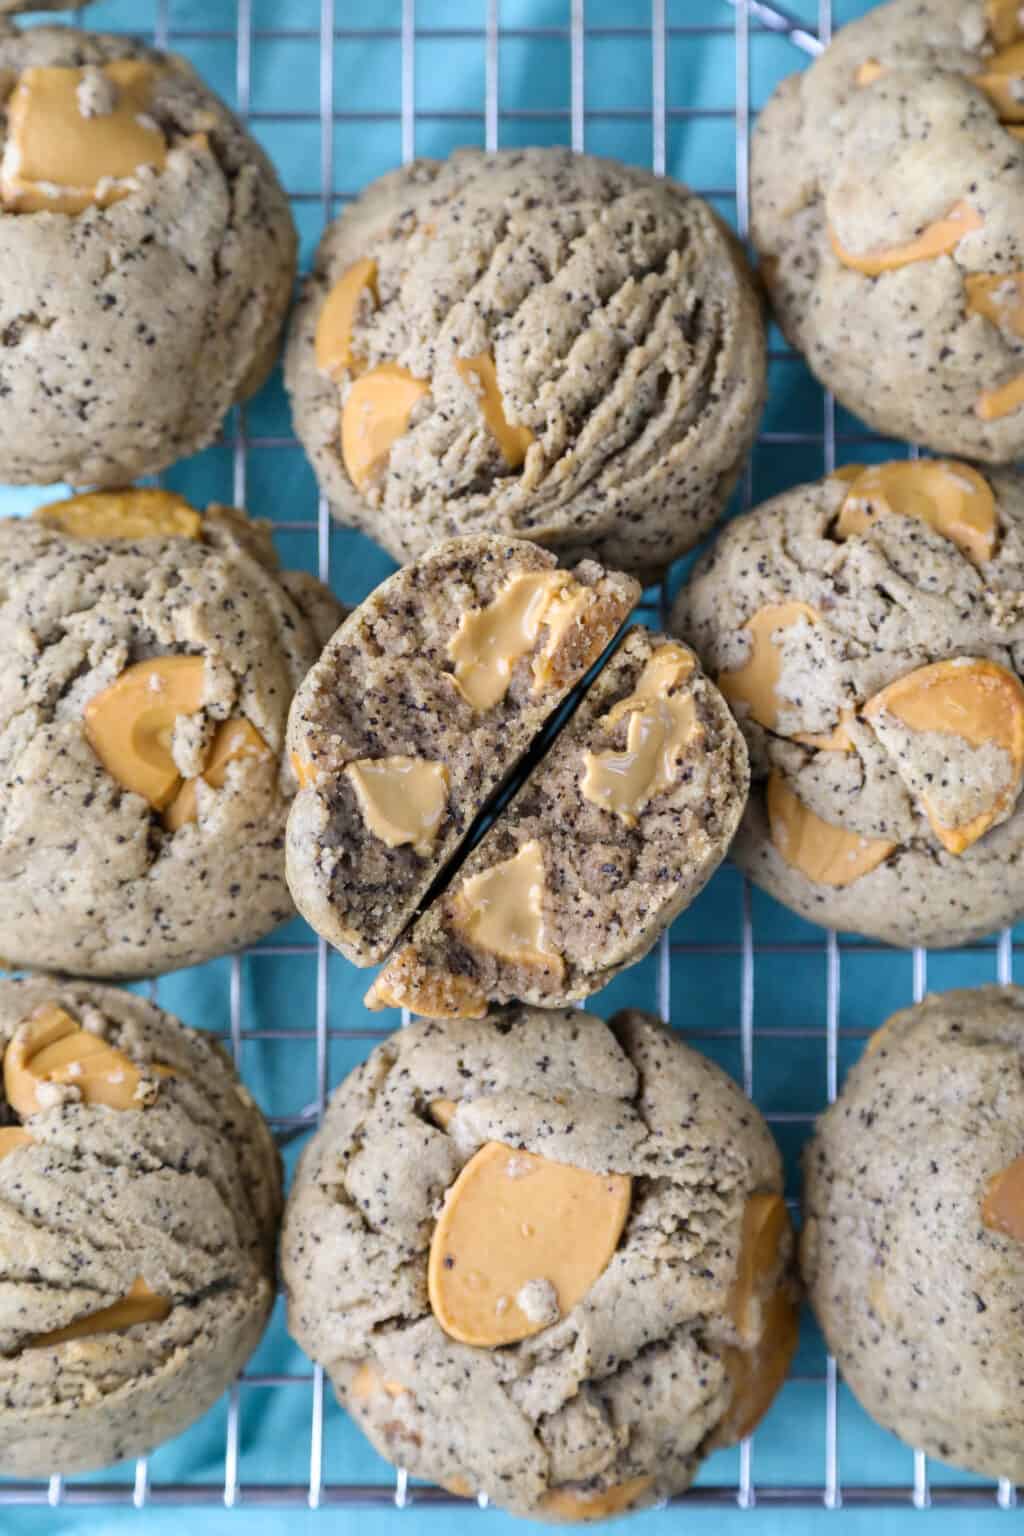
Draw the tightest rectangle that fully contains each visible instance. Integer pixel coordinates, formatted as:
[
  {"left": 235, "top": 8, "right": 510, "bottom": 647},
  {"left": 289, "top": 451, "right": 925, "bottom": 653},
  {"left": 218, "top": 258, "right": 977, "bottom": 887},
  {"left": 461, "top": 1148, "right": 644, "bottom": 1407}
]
[
  {"left": 767, "top": 772, "right": 895, "bottom": 888},
  {"left": 981, "top": 1154, "right": 1024, "bottom": 1241},
  {"left": 34, "top": 489, "right": 202, "bottom": 542},
  {"left": 451, "top": 841, "right": 564, "bottom": 977},
  {"left": 3, "top": 1005, "right": 163, "bottom": 1116},
  {"left": 1, "top": 61, "right": 167, "bottom": 215},
  {"left": 539, "top": 1477, "right": 654, "bottom": 1523},
  {"left": 718, "top": 602, "right": 824, "bottom": 732},
  {"left": 84, "top": 656, "right": 206, "bottom": 812},
  {"left": 344, "top": 756, "right": 449, "bottom": 857},
  {"left": 863, "top": 658, "right": 1024, "bottom": 853},
  {"left": 973, "top": 41, "right": 1024, "bottom": 122},
  {"left": 447, "top": 569, "right": 592, "bottom": 711},
  {"left": 164, "top": 718, "right": 271, "bottom": 832},
  {"left": 316, "top": 258, "right": 378, "bottom": 378},
  {"left": 828, "top": 201, "right": 983, "bottom": 277},
  {"left": 28, "top": 1279, "right": 171, "bottom": 1350},
  {"left": 428, "top": 1140, "right": 631, "bottom": 1346},
  {"left": 581, "top": 644, "right": 699, "bottom": 824},
  {"left": 987, "top": 0, "right": 1024, "bottom": 46},
  {"left": 836, "top": 460, "right": 998, "bottom": 565},
  {"left": 715, "top": 1193, "right": 798, "bottom": 1443},
  {"left": 341, "top": 364, "right": 429, "bottom": 490},
  {"left": 454, "top": 352, "right": 534, "bottom": 468}
]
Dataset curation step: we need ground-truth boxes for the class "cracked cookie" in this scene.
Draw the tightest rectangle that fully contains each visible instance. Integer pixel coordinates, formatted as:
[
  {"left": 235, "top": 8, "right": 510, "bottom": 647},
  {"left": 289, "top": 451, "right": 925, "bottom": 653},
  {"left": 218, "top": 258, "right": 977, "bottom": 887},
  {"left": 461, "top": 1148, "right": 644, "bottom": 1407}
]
[
  {"left": 803, "top": 984, "right": 1024, "bottom": 1482},
  {"left": 0, "top": 488, "right": 342, "bottom": 978},
  {"left": 0, "top": 975, "right": 281, "bottom": 1477},
  {"left": 0, "top": 21, "right": 295, "bottom": 486},
  {"left": 752, "top": 0, "right": 1024, "bottom": 462},
  {"left": 286, "top": 146, "right": 766, "bottom": 580},
  {"left": 286, "top": 534, "right": 639, "bottom": 966},
  {"left": 282, "top": 1006, "right": 797, "bottom": 1521},
  {"left": 673, "top": 459, "right": 1024, "bottom": 947},
  {"left": 367, "top": 625, "right": 748, "bottom": 1018}
]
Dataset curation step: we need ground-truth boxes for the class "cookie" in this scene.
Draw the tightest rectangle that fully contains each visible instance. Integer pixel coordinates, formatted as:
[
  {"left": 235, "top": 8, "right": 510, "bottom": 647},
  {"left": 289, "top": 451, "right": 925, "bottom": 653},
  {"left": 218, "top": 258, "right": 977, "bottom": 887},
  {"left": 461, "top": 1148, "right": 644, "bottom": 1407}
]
[
  {"left": 751, "top": 0, "right": 1024, "bottom": 462},
  {"left": 368, "top": 625, "right": 748, "bottom": 1018},
  {"left": 286, "top": 535, "right": 639, "bottom": 966},
  {"left": 0, "top": 488, "right": 342, "bottom": 978},
  {"left": 0, "top": 976, "right": 281, "bottom": 1477},
  {"left": 286, "top": 146, "right": 766, "bottom": 580},
  {"left": 282, "top": 1007, "right": 797, "bottom": 1521},
  {"left": 0, "top": 23, "right": 295, "bottom": 485},
  {"left": 803, "top": 984, "right": 1024, "bottom": 1482},
  {"left": 672, "top": 459, "right": 1024, "bottom": 947}
]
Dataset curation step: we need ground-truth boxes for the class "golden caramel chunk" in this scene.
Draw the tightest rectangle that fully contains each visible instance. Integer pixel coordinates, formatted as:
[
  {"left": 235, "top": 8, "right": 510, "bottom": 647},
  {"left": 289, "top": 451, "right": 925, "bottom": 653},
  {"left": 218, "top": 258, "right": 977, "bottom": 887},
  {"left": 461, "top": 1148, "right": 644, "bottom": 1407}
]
[
  {"left": 967, "top": 271, "right": 1024, "bottom": 340},
  {"left": 350, "top": 1363, "right": 411, "bottom": 1402},
  {"left": 84, "top": 656, "right": 205, "bottom": 811},
  {"left": 428, "top": 1140, "right": 631, "bottom": 1347},
  {"left": 429, "top": 1098, "right": 457, "bottom": 1130},
  {"left": 836, "top": 459, "right": 998, "bottom": 565},
  {"left": 863, "top": 658, "right": 1024, "bottom": 853},
  {"left": 344, "top": 756, "right": 449, "bottom": 857},
  {"left": 35, "top": 488, "right": 201, "bottom": 542},
  {"left": 767, "top": 772, "right": 896, "bottom": 887},
  {"left": 454, "top": 352, "right": 534, "bottom": 468},
  {"left": 581, "top": 644, "right": 700, "bottom": 825},
  {"left": 1, "top": 61, "right": 167, "bottom": 215},
  {"left": 451, "top": 840, "right": 564, "bottom": 978},
  {"left": 364, "top": 949, "right": 489, "bottom": 1018},
  {"left": 4, "top": 1005, "right": 152, "bottom": 1116},
  {"left": 163, "top": 717, "right": 270, "bottom": 832},
  {"left": 829, "top": 200, "right": 984, "bottom": 277},
  {"left": 988, "top": 0, "right": 1024, "bottom": 45},
  {"left": 0, "top": 1127, "right": 34, "bottom": 1160},
  {"left": 540, "top": 1477, "right": 654, "bottom": 1523},
  {"left": 981, "top": 1155, "right": 1024, "bottom": 1240},
  {"left": 447, "top": 569, "right": 588, "bottom": 711},
  {"left": 290, "top": 752, "right": 316, "bottom": 789},
  {"left": 977, "top": 372, "right": 1024, "bottom": 420},
  {"left": 341, "top": 364, "right": 429, "bottom": 491},
  {"left": 315, "top": 258, "right": 379, "bottom": 379},
  {"left": 855, "top": 57, "right": 886, "bottom": 86},
  {"left": 28, "top": 1278, "right": 171, "bottom": 1350},
  {"left": 718, "top": 1286, "right": 800, "bottom": 1444},
  {"left": 974, "top": 41, "right": 1024, "bottom": 121},
  {"left": 1009, "top": 123, "right": 1024, "bottom": 139},
  {"left": 728, "top": 1193, "right": 792, "bottom": 1341},
  {"left": 793, "top": 711, "right": 856, "bottom": 753},
  {"left": 718, "top": 601, "right": 822, "bottom": 732}
]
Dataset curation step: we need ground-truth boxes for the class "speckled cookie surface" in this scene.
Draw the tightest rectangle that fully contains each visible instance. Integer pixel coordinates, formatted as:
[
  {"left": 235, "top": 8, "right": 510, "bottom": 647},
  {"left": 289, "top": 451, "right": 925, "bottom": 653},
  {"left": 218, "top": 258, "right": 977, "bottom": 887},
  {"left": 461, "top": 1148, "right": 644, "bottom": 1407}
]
[
  {"left": 751, "top": 0, "right": 1024, "bottom": 461},
  {"left": 0, "top": 502, "right": 342, "bottom": 978},
  {"left": 0, "top": 977, "right": 281, "bottom": 1478},
  {"left": 370, "top": 626, "right": 749, "bottom": 1018},
  {"left": 282, "top": 1007, "right": 795, "bottom": 1521},
  {"left": 803, "top": 985, "right": 1024, "bottom": 1481},
  {"left": 286, "top": 534, "right": 638, "bottom": 966},
  {"left": 0, "top": 24, "right": 295, "bottom": 486},
  {"left": 286, "top": 146, "right": 766, "bottom": 579},
  {"left": 672, "top": 463, "right": 1024, "bottom": 947}
]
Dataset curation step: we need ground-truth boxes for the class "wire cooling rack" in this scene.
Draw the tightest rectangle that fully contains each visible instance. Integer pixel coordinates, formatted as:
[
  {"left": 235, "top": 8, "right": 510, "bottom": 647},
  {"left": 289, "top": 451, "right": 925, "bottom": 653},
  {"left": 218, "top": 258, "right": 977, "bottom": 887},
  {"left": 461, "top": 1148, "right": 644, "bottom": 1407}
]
[{"left": 1, "top": 0, "right": 1021, "bottom": 1518}]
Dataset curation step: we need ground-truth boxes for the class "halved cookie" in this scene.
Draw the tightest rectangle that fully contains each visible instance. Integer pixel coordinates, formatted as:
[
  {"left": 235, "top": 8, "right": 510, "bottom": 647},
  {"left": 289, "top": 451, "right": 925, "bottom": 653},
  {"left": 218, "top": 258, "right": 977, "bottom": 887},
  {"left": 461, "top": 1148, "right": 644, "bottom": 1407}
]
[{"left": 286, "top": 535, "right": 639, "bottom": 964}]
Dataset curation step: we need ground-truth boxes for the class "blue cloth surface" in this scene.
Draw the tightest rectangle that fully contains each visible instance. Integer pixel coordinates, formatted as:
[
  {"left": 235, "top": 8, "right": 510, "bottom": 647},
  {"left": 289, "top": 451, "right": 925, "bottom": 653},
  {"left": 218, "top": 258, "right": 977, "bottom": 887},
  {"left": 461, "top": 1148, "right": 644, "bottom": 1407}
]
[{"left": 1, "top": 0, "right": 1019, "bottom": 1530}]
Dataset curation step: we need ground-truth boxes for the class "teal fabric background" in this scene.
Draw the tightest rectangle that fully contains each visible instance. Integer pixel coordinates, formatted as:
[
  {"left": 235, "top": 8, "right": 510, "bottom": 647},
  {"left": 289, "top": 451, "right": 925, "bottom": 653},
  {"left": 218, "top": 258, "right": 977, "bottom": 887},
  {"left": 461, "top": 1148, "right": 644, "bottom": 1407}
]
[{"left": 1, "top": 0, "right": 1019, "bottom": 1531}]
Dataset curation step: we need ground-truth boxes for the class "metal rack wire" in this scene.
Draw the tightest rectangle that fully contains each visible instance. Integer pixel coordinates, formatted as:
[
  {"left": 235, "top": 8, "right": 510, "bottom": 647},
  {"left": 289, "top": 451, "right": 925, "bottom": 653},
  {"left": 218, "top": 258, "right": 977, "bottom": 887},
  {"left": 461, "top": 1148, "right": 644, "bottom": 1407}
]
[{"left": 0, "top": 0, "right": 1020, "bottom": 1515}]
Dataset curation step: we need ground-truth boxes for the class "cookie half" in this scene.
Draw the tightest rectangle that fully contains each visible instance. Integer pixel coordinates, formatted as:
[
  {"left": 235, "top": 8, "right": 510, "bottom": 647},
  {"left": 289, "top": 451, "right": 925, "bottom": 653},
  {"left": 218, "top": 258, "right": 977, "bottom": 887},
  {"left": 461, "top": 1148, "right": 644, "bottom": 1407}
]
[
  {"left": 803, "top": 985, "right": 1024, "bottom": 1482},
  {"left": 286, "top": 146, "right": 766, "bottom": 580},
  {"left": 0, "top": 488, "right": 342, "bottom": 977},
  {"left": 673, "top": 458, "right": 1024, "bottom": 947},
  {"left": 0, "top": 976, "right": 281, "bottom": 1477},
  {"left": 283, "top": 1007, "right": 797, "bottom": 1520}
]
